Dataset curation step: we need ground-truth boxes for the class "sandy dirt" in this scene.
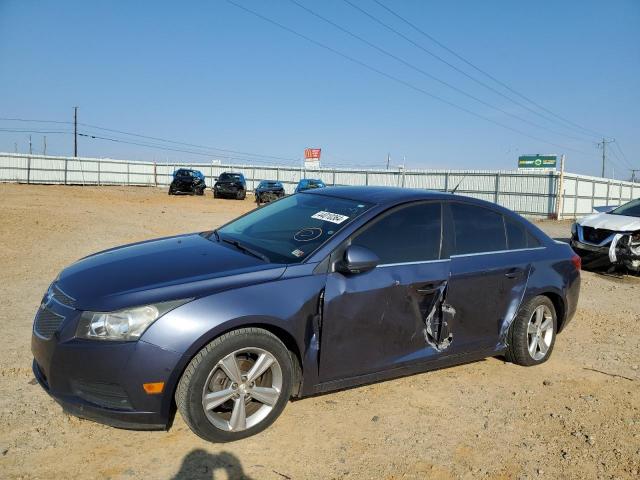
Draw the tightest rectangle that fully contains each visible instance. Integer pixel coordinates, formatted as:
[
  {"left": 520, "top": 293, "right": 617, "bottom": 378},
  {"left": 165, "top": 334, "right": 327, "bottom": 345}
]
[{"left": 0, "top": 184, "right": 638, "bottom": 480}]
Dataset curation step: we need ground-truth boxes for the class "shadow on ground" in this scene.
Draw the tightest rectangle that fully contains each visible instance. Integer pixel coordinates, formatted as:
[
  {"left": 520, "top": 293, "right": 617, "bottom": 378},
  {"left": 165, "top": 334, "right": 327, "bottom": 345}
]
[{"left": 172, "top": 449, "right": 254, "bottom": 480}]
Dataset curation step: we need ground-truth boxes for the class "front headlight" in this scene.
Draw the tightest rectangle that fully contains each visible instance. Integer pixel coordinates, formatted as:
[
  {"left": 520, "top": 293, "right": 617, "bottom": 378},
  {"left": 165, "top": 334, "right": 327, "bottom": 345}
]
[{"left": 76, "top": 299, "right": 190, "bottom": 341}]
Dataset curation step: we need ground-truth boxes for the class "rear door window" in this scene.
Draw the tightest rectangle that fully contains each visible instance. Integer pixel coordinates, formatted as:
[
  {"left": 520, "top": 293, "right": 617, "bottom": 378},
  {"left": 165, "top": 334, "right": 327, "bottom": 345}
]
[
  {"left": 351, "top": 202, "right": 442, "bottom": 264},
  {"left": 450, "top": 203, "right": 506, "bottom": 255},
  {"left": 505, "top": 216, "right": 542, "bottom": 249}
]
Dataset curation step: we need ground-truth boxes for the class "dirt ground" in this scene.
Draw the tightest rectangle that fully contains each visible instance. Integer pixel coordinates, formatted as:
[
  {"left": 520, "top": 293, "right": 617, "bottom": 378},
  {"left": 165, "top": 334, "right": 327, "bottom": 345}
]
[{"left": 0, "top": 184, "right": 638, "bottom": 480}]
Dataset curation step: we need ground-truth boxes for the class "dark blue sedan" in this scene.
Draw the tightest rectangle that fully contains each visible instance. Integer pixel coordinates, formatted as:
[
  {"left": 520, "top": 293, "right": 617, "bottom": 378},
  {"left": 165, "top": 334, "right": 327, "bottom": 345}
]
[{"left": 31, "top": 187, "right": 580, "bottom": 442}]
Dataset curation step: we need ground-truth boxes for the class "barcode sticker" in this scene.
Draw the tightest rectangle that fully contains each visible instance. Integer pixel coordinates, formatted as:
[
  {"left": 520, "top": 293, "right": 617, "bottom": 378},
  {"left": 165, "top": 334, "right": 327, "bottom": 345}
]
[{"left": 311, "top": 211, "right": 349, "bottom": 224}]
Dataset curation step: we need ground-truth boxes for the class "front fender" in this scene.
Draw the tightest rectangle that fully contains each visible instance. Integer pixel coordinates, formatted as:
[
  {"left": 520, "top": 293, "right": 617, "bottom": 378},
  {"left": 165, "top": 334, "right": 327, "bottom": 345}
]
[{"left": 141, "top": 270, "right": 327, "bottom": 406}]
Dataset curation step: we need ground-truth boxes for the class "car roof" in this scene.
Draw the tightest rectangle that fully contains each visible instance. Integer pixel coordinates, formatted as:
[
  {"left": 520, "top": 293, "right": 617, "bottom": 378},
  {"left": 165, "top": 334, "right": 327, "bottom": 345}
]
[{"left": 303, "top": 186, "right": 503, "bottom": 210}]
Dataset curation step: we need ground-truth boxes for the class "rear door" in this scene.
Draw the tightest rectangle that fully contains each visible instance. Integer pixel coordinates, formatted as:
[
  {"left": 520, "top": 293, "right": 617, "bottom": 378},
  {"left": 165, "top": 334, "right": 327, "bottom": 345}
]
[
  {"left": 319, "top": 201, "right": 450, "bottom": 382},
  {"left": 444, "top": 202, "right": 533, "bottom": 352}
]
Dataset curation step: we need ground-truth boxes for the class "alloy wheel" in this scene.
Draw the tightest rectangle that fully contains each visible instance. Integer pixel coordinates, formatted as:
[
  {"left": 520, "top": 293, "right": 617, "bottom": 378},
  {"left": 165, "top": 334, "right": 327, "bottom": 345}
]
[
  {"left": 526, "top": 305, "right": 554, "bottom": 361},
  {"left": 201, "top": 347, "right": 283, "bottom": 432}
]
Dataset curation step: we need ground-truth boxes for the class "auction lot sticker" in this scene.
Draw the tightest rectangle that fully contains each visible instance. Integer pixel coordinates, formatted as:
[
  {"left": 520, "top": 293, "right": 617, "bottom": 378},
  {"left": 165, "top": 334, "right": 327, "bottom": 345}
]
[{"left": 311, "top": 211, "right": 349, "bottom": 224}]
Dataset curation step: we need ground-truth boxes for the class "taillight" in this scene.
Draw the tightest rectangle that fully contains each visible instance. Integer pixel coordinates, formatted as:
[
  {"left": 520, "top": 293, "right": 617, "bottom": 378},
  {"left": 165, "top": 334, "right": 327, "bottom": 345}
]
[{"left": 571, "top": 253, "right": 581, "bottom": 271}]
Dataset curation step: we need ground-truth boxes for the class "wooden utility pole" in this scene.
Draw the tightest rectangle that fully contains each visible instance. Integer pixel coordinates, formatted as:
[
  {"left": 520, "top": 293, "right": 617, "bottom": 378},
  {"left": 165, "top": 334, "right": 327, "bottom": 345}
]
[
  {"left": 43, "top": 136, "right": 47, "bottom": 156},
  {"left": 73, "top": 106, "right": 78, "bottom": 157},
  {"left": 598, "top": 138, "right": 614, "bottom": 177}
]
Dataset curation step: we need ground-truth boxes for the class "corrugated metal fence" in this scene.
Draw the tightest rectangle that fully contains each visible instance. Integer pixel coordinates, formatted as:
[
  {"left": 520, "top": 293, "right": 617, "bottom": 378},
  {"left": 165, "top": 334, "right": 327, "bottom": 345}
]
[{"left": 1, "top": 152, "right": 639, "bottom": 219}]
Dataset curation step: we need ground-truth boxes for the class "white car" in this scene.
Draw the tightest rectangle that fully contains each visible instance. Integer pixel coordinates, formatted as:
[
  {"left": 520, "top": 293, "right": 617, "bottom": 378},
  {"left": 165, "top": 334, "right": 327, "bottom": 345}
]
[{"left": 571, "top": 198, "right": 640, "bottom": 272}]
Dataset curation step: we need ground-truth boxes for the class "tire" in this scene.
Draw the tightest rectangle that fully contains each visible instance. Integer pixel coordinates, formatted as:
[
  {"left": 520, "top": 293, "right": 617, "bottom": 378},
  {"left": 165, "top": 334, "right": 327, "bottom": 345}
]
[
  {"left": 236, "top": 190, "right": 246, "bottom": 200},
  {"left": 168, "top": 189, "right": 174, "bottom": 195},
  {"left": 196, "top": 188, "right": 204, "bottom": 196},
  {"left": 175, "top": 328, "right": 294, "bottom": 442},
  {"left": 505, "top": 295, "right": 557, "bottom": 366},
  {"left": 213, "top": 191, "right": 219, "bottom": 199}
]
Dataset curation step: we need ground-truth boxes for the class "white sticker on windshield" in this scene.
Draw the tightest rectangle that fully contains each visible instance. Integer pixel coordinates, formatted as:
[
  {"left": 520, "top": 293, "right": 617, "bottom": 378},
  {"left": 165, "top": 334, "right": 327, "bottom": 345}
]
[{"left": 311, "top": 211, "right": 349, "bottom": 224}]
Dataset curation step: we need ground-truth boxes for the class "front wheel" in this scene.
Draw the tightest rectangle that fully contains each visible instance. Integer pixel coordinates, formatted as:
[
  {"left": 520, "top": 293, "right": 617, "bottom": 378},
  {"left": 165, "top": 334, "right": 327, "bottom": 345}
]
[
  {"left": 505, "top": 296, "right": 557, "bottom": 366},
  {"left": 176, "top": 328, "right": 293, "bottom": 442}
]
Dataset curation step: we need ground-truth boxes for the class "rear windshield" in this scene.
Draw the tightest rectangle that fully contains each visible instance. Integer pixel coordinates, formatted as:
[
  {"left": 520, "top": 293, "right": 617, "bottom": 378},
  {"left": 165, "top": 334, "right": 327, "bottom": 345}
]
[
  {"left": 219, "top": 173, "right": 243, "bottom": 182},
  {"left": 259, "top": 181, "right": 280, "bottom": 188},
  {"left": 217, "top": 194, "right": 372, "bottom": 263},
  {"left": 610, "top": 199, "right": 640, "bottom": 218},
  {"left": 175, "top": 169, "right": 193, "bottom": 177}
]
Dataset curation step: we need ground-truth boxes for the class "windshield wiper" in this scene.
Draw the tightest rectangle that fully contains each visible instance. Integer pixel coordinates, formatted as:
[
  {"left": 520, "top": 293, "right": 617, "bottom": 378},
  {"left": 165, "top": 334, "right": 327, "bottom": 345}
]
[{"left": 222, "top": 238, "right": 270, "bottom": 263}]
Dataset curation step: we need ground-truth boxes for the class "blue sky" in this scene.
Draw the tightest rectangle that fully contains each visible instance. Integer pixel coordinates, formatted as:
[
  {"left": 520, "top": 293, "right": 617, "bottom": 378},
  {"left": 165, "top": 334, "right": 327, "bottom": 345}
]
[{"left": 0, "top": 0, "right": 638, "bottom": 176}]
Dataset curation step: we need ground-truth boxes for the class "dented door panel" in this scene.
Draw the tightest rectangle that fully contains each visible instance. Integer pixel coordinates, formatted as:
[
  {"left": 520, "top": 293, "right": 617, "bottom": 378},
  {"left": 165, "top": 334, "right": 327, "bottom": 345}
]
[
  {"left": 319, "top": 260, "right": 450, "bottom": 383},
  {"left": 446, "top": 251, "right": 532, "bottom": 353}
]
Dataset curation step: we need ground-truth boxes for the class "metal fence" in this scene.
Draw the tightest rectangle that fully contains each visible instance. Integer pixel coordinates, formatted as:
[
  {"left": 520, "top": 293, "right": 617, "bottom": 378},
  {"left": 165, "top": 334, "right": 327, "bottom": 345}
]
[{"left": 1, "top": 152, "right": 639, "bottom": 219}]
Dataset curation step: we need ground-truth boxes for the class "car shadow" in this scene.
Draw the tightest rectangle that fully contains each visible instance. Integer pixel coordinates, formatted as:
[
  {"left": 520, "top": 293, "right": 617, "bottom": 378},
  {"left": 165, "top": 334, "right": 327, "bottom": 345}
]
[{"left": 171, "top": 449, "right": 254, "bottom": 480}]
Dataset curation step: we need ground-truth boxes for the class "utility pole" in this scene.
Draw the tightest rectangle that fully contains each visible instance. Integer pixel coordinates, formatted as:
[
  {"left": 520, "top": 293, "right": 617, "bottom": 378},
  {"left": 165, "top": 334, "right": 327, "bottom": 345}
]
[
  {"left": 386, "top": 153, "right": 390, "bottom": 170},
  {"left": 29, "top": 135, "right": 32, "bottom": 154},
  {"left": 73, "top": 106, "right": 78, "bottom": 157},
  {"left": 14, "top": 142, "right": 17, "bottom": 153},
  {"left": 597, "top": 137, "right": 614, "bottom": 177},
  {"left": 43, "top": 136, "right": 47, "bottom": 156},
  {"left": 631, "top": 169, "right": 639, "bottom": 183}
]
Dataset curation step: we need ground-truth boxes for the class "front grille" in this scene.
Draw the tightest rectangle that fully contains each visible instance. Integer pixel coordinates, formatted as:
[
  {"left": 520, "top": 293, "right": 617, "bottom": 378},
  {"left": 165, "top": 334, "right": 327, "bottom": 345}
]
[
  {"left": 33, "top": 307, "right": 65, "bottom": 339},
  {"left": 582, "top": 227, "right": 615, "bottom": 244},
  {"left": 71, "top": 380, "right": 133, "bottom": 410},
  {"left": 51, "top": 284, "right": 76, "bottom": 308}
]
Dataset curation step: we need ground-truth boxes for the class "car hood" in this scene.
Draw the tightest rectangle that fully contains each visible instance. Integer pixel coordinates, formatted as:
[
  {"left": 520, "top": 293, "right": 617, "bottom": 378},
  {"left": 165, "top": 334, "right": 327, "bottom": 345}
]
[
  {"left": 577, "top": 212, "right": 640, "bottom": 231},
  {"left": 57, "top": 233, "right": 285, "bottom": 311}
]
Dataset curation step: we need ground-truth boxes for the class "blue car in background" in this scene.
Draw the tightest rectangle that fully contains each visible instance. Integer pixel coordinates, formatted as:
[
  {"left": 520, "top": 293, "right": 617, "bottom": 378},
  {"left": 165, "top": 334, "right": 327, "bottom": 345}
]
[
  {"left": 31, "top": 187, "right": 580, "bottom": 442},
  {"left": 295, "top": 178, "right": 326, "bottom": 193}
]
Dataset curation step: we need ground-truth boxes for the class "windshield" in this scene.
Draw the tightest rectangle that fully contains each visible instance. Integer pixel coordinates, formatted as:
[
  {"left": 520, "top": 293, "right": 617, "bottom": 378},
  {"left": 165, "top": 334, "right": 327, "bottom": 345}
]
[
  {"left": 259, "top": 181, "right": 280, "bottom": 188},
  {"left": 610, "top": 199, "right": 640, "bottom": 218},
  {"left": 175, "top": 169, "right": 192, "bottom": 177},
  {"left": 217, "top": 194, "right": 372, "bottom": 263},
  {"left": 219, "top": 173, "right": 242, "bottom": 182}
]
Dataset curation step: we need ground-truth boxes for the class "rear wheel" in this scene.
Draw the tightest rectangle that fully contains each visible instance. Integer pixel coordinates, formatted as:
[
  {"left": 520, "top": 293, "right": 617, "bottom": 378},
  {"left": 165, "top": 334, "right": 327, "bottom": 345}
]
[
  {"left": 176, "top": 328, "right": 293, "bottom": 442},
  {"left": 505, "top": 296, "right": 556, "bottom": 366},
  {"left": 236, "top": 190, "right": 246, "bottom": 200}
]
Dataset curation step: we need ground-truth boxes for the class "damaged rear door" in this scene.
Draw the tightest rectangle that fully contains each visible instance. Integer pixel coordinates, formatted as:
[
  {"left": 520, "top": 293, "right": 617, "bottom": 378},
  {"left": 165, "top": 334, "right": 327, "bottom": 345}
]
[
  {"left": 318, "top": 201, "right": 452, "bottom": 383},
  {"left": 444, "top": 202, "right": 533, "bottom": 352}
]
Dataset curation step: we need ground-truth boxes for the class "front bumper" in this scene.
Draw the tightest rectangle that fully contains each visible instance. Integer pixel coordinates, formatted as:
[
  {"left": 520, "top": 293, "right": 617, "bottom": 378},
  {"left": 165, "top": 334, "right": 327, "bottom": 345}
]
[{"left": 31, "top": 299, "right": 182, "bottom": 430}]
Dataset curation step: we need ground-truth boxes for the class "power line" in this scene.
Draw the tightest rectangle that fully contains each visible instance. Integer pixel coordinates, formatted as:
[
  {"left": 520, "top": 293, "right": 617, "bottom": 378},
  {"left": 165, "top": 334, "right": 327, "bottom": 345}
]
[
  {"left": 0, "top": 116, "right": 300, "bottom": 164},
  {"left": 79, "top": 122, "right": 299, "bottom": 163},
  {"left": 370, "top": 0, "right": 610, "bottom": 140},
  {"left": 289, "top": 0, "right": 596, "bottom": 144},
  {"left": 77, "top": 132, "right": 300, "bottom": 165},
  {"left": 0, "top": 128, "right": 72, "bottom": 134},
  {"left": 226, "top": 0, "right": 595, "bottom": 157}
]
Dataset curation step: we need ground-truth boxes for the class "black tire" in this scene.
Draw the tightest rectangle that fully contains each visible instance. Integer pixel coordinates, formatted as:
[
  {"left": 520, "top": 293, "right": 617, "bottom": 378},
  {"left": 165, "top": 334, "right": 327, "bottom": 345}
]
[
  {"left": 196, "top": 188, "right": 204, "bottom": 196},
  {"left": 505, "top": 295, "right": 557, "bottom": 366},
  {"left": 175, "top": 328, "right": 294, "bottom": 442},
  {"left": 213, "top": 191, "right": 219, "bottom": 199},
  {"left": 168, "top": 189, "right": 174, "bottom": 195},
  {"left": 236, "top": 190, "right": 246, "bottom": 200}
]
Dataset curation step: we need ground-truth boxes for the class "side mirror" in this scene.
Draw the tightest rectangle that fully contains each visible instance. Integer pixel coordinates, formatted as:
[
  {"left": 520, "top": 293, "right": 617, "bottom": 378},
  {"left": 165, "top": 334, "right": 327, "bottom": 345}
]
[{"left": 337, "top": 245, "right": 379, "bottom": 275}]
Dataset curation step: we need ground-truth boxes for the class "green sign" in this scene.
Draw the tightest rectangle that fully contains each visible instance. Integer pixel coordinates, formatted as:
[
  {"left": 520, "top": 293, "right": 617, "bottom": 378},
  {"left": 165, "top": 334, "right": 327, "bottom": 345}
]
[{"left": 518, "top": 155, "right": 557, "bottom": 169}]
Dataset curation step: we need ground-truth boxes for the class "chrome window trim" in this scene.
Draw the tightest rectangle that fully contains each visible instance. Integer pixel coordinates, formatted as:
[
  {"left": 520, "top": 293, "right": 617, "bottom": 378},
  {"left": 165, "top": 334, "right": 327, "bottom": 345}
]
[
  {"left": 450, "top": 246, "right": 547, "bottom": 259},
  {"left": 377, "top": 258, "right": 450, "bottom": 268}
]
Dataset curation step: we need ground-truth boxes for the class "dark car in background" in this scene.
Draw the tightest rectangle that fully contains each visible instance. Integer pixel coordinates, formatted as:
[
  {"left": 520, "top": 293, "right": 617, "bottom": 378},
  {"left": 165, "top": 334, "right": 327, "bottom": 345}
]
[
  {"left": 31, "top": 187, "right": 580, "bottom": 443},
  {"left": 213, "top": 172, "right": 247, "bottom": 200},
  {"left": 294, "top": 178, "right": 326, "bottom": 193},
  {"left": 255, "top": 180, "right": 285, "bottom": 204},
  {"left": 168, "top": 169, "right": 206, "bottom": 196}
]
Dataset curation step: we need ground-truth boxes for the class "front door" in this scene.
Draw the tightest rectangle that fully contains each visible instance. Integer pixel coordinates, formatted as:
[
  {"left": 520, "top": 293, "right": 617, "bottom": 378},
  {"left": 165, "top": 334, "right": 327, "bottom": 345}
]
[{"left": 319, "top": 202, "right": 450, "bottom": 383}]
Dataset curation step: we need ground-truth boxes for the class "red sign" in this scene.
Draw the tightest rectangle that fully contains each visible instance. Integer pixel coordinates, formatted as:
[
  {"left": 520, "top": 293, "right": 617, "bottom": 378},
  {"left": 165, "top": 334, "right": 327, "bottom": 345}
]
[{"left": 304, "top": 148, "right": 321, "bottom": 160}]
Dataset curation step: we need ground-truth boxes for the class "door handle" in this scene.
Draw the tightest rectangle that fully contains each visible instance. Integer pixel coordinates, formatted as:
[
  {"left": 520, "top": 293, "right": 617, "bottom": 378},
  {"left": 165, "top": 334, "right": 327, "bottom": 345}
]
[{"left": 504, "top": 268, "right": 524, "bottom": 279}]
